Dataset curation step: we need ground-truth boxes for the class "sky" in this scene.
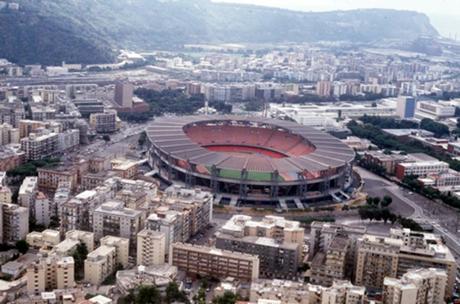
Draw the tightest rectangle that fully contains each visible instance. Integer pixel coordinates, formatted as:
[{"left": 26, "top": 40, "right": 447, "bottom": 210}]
[{"left": 214, "top": 0, "right": 460, "bottom": 38}]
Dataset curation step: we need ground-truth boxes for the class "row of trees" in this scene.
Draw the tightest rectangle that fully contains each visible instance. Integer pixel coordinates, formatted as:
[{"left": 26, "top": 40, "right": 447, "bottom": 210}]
[
  {"left": 360, "top": 115, "right": 418, "bottom": 129},
  {"left": 403, "top": 175, "right": 460, "bottom": 209},
  {"left": 359, "top": 115, "right": 450, "bottom": 138},
  {"left": 420, "top": 118, "right": 450, "bottom": 137},
  {"left": 7, "top": 158, "right": 60, "bottom": 181},
  {"left": 117, "top": 283, "right": 238, "bottom": 304},
  {"left": 358, "top": 195, "right": 423, "bottom": 231},
  {"left": 123, "top": 89, "right": 233, "bottom": 123},
  {"left": 118, "top": 283, "right": 189, "bottom": 304}
]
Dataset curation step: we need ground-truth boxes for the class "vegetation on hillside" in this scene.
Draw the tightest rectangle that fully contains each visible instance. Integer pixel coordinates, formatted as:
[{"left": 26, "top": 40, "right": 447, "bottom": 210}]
[{"left": 2, "top": 1, "right": 438, "bottom": 64}]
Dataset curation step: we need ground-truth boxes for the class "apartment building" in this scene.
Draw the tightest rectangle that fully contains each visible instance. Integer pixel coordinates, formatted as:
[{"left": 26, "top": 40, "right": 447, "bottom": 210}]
[
  {"left": 26, "top": 255, "right": 75, "bottom": 295},
  {"left": 84, "top": 245, "right": 116, "bottom": 286},
  {"left": 383, "top": 268, "right": 447, "bottom": 304},
  {"left": 18, "top": 176, "right": 38, "bottom": 213},
  {"left": 215, "top": 215, "right": 304, "bottom": 279},
  {"left": 311, "top": 236, "right": 350, "bottom": 287},
  {"left": 89, "top": 110, "right": 118, "bottom": 133},
  {"left": 0, "top": 185, "right": 12, "bottom": 204},
  {"left": 322, "top": 280, "right": 366, "bottom": 304},
  {"left": 34, "top": 192, "right": 50, "bottom": 226},
  {"left": 26, "top": 229, "right": 60, "bottom": 249},
  {"left": 355, "top": 235, "right": 401, "bottom": 289},
  {"left": 93, "top": 201, "right": 144, "bottom": 253},
  {"left": 137, "top": 229, "right": 165, "bottom": 267},
  {"left": 65, "top": 230, "right": 95, "bottom": 252},
  {"left": 50, "top": 230, "right": 95, "bottom": 257},
  {"left": 100, "top": 236, "right": 129, "bottom": 268},
  {"left": 250, "top": 279, "right": 321, "bottom": 304},
  {"left": 2, "top": 203, "right": 29, "bottom": 243},
  {"left": 147, "top": 210, "right": 183, "bottom": 252},
  {"left": 58, "top": 129, "right": 80, "bottom": 152},
  {"left": 170, "top": 243, "right": 259, "bottom": 282},
  {"left": 37, "top": 166, "right": 78, "bottom": 191},
  {"left": 21, "top": 131, "right": 59, "bottom": 161},
  {"left": 84, "top": 236, "right": 129, "bottom": 285},
  {"left": 216, "top": 234, "right": 300, "bottom": 280},
  {"left": 163, "top": 186, "right": 213, "bottom": 238},
  {"left": 111, "top": 158, "right": 139, "bottom": 179},
  {"left": 146, "top": 187, "right": 212, "bottom": 250},
  {"left": 355, "top": 229, "right": 457, "bottom": 299}
]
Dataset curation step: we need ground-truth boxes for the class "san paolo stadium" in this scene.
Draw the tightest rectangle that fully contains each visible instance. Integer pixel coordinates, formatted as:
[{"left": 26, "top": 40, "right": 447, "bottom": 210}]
[{"left": 147, "top": 116, "right": 355, "bottom": 206}]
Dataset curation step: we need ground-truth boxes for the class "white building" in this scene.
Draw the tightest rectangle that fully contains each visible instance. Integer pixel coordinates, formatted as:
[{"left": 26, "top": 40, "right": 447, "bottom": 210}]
[
  {"left": 415, "top": 100, "right": 456, "bottom": 120},
  {"left": 383, "top": 268, "right": 447, "bottom": 304},
  {"left": 58, "top": 129, "right": 80, "bottom": 152},
  {"left": 18, "top": 176, "right": 38, "bottom": 213},
  {"left": 137, "top": 229, "right": 166, "bottom": 267},
  {"left": 34, "top": 192, "right": 50, "bottom": 226}
]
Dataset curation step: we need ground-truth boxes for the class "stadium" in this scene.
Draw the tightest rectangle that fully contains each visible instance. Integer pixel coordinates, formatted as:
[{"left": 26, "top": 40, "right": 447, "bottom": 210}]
[{"left": 147, "top": 116, "right": 355, "bottom": 207}]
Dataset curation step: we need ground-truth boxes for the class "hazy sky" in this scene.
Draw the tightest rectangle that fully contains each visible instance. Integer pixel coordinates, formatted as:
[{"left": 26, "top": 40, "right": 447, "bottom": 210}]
[{"left": 214, "top": 0, "right": 460, "bottom": 37}]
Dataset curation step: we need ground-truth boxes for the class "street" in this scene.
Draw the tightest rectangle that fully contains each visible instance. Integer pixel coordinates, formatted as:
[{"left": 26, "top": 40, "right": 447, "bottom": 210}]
[{"left": 356, "top": 166, "right": 460, "bottom": 261}]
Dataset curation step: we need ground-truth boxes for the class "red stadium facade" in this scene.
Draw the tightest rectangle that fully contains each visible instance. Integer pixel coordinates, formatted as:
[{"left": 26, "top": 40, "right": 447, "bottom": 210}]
[{"left": 147, "top": 116, "right": 355, "bottom": 206}]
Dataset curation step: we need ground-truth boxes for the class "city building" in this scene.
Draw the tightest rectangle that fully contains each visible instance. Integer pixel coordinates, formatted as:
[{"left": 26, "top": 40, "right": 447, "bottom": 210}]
[
  {"left": 18, "top": 176, "right": 38, "bottom": 213},
  {"left": 58, "top": 129, "right": 80, "bottom": 152},
  {"left": 84, "top": 236, "right": 129, "bottom": 285},
  {"left": 321, "top": 280, "right": 366, "bottom": 304},
  {"left": 215, "top": 215, "right": 304, "bottom": 280},
  {"left": 114, "top": 82, "right": 134, "bottom": 108},
  {"left": 34, "top": 192, "right": 50, "bottom": 226},
  {"left": 37, "top": 166, "right": 78, "bottom": 191},
  {"left": 89, "top": 110, "right": 119, "bottom": 133},
  {"left": 383, "top": 268, "right": 447, "bottom": 304},
  {"left": 21, "top": 131, "right": 59, "bottom": 160},
  {"left": 84, "top": 245, "right": 116, "bottom": 286},
  {"left": 355, "top": 229, "right": 457, "bottom": 298},
  {"left": 250, "top": 279, "right": 320, "bottom": 304},
  {"left": 170, "top": 243, "right": 260, "bottom": 281},
  {"left": 396, "top": 97, "right": 416, "bottom": 119},
  {"left": 93, "top": 201, "right": 144, "bottom": 252},
  {"left": 26, "top": 255, "right": 75, "bottom": 295},
  {"left": 0, "top": 185, "right": 12, "bottom": 203},
  {"left": 0, "top": 146, "right": 25, "bottom": 172},
  {"left": 110, "top": 158, "right": 139, "bottom": 179},
  {"left": 137, "top": 229, "right": 165, "bottom": 267},
  {"left": 26, "top": 229, "right": 60, "bottom": 249},
  {"left": 100, "top": 236, "right": 130, "bottom": 268},
  {"left": 414, "top": 100, "right": 456, "bottom": 120},
  {"left": 394, "top": 161, "right": 450, "bottom": 180},
  {"left": 116, "top": 264, "right": 178, "bottom": 295},
  {"left": 310, "top": 236, "right": 349, "bottom": 287},
  {"left": 316, "top": 80, "right": 332, "bottom": 97},
  {"left": 2, "top": 203, "right": 29, "bottom": 243}
]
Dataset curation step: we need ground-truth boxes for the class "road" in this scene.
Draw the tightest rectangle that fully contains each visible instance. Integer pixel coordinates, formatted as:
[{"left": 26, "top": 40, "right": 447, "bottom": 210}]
[
  {"left": 70, "top": 123, "right": 147, "bottom": 158},
  {"left": 356, "top": 166, "right": 460, "bottom": 261}
]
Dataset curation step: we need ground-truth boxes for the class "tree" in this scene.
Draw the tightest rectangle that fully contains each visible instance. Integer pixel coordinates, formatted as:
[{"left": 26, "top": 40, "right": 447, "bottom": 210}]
[
  {"left": 102, "top": 135, "right": 111, "bottom": 142},
  {"left": 420, "top": 118, "right": 449, "bottom": 137},
  {"left": 382, "top": 196, "right": 393, "bottom": 207},
  {"left": 15, "top": 240, "right": 29, "bottom": 254},
  {"left": 166, "top": 282, "right": 189, "bottom": 304},
  {"left": 372, "top": 197, "right": 381, "bottom": 206},
  {"left": 138, "top": 131, "right": 147, "bottom": 147},
  {"left": 135, "top": 285, "right": 162, "bottom": 304},
  {"left": 72, "top": 242, "right": 88, "bottom": 280},
  {"left": 193, "top": 288, "right": 206, "bottom": 304},
  {"left": 213, "top": 291, "right": 238, "bottom": 304}
]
